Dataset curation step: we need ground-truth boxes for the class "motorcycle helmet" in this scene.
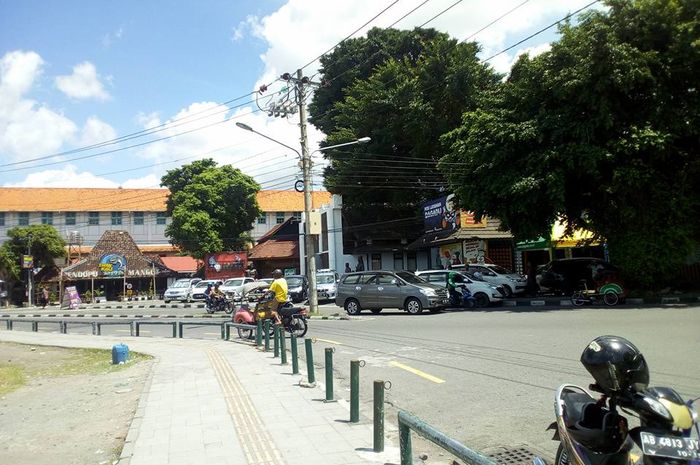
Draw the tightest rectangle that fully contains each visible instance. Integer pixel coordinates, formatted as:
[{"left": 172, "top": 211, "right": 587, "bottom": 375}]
[
  {"left": 568, "top": 402, "right": 629, "bottom": 454},
  {"left": 580, "top": 335, "right": 649, "bottom": 395}
]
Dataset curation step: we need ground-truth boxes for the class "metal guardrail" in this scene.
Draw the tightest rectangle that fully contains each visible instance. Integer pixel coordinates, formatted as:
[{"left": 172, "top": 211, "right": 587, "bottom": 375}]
[{"left": 398, "top": 410, "right": 500, "bottom": 465}]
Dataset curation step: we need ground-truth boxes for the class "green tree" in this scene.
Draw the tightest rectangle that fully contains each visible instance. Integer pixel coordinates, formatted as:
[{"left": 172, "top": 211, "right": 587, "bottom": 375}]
[
  {"left": 440, "top": 0, "right": 700, "bottom": 288},
  {"left": 160, "top": 160, "right": 261, "bottom": 259},
  {"left": 0, "top": 225, "right": 67, "bottom": 284},
  {"left": 310, "top": 27, "right": 500, "bottom": 209}
]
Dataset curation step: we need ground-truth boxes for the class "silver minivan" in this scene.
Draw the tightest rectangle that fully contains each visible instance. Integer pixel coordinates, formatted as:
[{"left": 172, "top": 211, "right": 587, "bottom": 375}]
[{"left": 335, "top": 271, "right": 449, "bottom": 315}]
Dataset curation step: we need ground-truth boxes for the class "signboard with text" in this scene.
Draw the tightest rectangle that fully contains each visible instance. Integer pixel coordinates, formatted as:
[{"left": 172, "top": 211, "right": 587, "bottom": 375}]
[
  {"left": 63, "top": 286, "right": 82, "bottom": 309},
  {"left": 22, "top": 255, "right": 34, "bottom": 269},
  {"left": 205, "top": 252, "right": 248, "bottom": 280},
  {"left": 422, "top": 194, "right": 459, "bottom": 234}
]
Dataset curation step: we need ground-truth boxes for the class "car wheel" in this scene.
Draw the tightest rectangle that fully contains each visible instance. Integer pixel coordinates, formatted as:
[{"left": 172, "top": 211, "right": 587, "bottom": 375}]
[
  {"left": 474, "top": 292, "right": 490, "bottom": 308},
  {"left": 502, "top": 284, "right": 513, "bottom": 297},
  {"left": 344, "top": 299, "right": 361, "bottom": 315},
  {"left": 405, "top": 297, "right": 423, "bottom": 314},
  {"left": 370, "top": 308, "right": 382, "bottom": 314}
]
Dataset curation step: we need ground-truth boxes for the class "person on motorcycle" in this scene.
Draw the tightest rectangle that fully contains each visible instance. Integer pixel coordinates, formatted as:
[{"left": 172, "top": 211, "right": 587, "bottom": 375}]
[
  {"left": 268, "top": 269, "right": 288, "bottom": 325},
  {"left": 446, "top": 270, "right": 463, "bottom": 305},
  {"left": 210, "top": 283, "right": 225, "bottom": 309}
]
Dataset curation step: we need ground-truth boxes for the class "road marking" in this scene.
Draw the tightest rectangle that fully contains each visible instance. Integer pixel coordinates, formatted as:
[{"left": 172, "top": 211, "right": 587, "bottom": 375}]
[
  {"left": 205, "top": 332, "right": 220, "bottom": 336},
  {"left": 389, "top": 361, "right": 446, "bottom": 384},
  {"left": 315, "top": 338, "right": 342, "bottom": 345},
  {"left": 115, "top": 329, "right": 131, "bottom": 333}
]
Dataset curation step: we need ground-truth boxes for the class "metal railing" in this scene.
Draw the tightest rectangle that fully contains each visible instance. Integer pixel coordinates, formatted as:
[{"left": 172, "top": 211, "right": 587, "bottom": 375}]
[{"left": 398, "top": 410, "right": 500, "bottom": 465}]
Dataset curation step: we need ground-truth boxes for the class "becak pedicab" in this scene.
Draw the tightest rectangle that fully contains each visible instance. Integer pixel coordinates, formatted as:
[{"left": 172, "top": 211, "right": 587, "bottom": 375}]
[{"left": 232, "top": 281, "right": 309, "bottom": 339}]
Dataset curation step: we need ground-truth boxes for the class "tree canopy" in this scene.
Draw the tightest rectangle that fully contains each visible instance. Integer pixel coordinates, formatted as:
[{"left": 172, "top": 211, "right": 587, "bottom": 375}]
[
  {"left": 310, "top": 27, "right": 500, "bottom": 210},
  {"left": 160, "top": 159, "right": 261, "bottom": 259},
  {"left": 440, "top": 0, "right": 700, "bottom": 287},
  {"left": 0, "top": 225, "right": 67, "bottom": 282}
]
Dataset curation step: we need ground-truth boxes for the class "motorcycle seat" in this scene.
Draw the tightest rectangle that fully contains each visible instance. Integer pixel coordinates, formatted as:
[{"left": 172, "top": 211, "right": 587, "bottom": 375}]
[
  {"left": 561, "top": 390, "right": 596, "bottom": 428},
  {"left": 278, "top": 305, "right": 298, "bottom": 318}
]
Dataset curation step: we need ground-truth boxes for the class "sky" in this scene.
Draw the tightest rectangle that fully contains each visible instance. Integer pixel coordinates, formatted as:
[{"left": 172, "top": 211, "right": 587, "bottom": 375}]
[{"left": 0, "top": 0, "right": 601, "bottom": 191}]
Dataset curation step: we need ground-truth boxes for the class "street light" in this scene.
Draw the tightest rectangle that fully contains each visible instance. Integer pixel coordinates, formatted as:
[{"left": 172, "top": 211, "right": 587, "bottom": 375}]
[{"left": 235, "top": 121, "right": 370, "bottom": 314}]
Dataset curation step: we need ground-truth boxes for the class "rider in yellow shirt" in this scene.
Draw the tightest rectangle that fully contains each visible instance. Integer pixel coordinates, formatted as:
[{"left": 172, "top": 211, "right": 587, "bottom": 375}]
[{"left": 268, "top": 269, "right": 288, "bottom": 324}]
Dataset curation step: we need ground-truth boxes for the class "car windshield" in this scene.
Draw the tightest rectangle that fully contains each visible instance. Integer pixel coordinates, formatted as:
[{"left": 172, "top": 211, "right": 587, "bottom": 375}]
[
  {"left": 464, "top": 271, "right": 486, "bottom": 282},
  {"left": 224, "top": 278, "right": 243, "bottom": 286},
  {"left": 287, "top": 277, "right": 303, "bottom": 286},
  {"left": 194, "top": 282, "right": 212, "bottom": 289},
  {"left": 317, "top": 274, "right": 336, "bottom": 284},
  {"left": 396, "top": 271, "right": 425, "bottom": 284},
  {"left": 171, "top": 280, "right": 190, "bottom": 288},
  {"left": 488, "top": 265, "right": 513, "bottom": 275}
]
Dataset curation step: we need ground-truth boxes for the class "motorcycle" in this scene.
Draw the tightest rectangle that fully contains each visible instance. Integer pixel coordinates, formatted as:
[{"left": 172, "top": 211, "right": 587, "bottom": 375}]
[
  {"left": 449, "top": 284, "right": 476, "bottom": 308},
  {"left": 543, "top": 335, "right": 698, "bottom": 465},
  {"left": 205, "top": 294, "right": 234, "bottom": 314},
  {"left": 233, "top": 284, "right": 308, "bottom": 339}
]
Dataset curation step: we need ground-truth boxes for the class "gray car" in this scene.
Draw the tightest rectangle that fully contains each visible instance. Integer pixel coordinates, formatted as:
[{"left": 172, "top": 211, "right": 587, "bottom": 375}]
[{"left": 335, "top": 270, "right": 449, "bottom": 315}]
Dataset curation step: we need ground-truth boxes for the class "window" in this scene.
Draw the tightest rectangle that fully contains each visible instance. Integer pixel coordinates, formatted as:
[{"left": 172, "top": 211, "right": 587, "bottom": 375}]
[
  {"left": 133, "top": 212, "right": 144, "bottom": 225},
  {"left": 376, "top": 274, "right": 395, "bottom": 285},
  {"left": 156, "top": 212, "right": 167, "bottom": 225},
  {"left": 88, "top": 212, "right": 99, "bottom": 225},
  {"left": 65, "top": 212, "right": 76, "bottom": 226},
  {"left": 0, "top": 212, "right": 5, "bottom": 226},
  {"left": 111, "top": 212, "right": 122, "bottom": 225},
  {"left": 41, "top": 212, "right": 53, "bottom": 225},
  {"left": 292, "top": 211, "right": 302, "bottom": 220},
  {"left": 371, "top": 253, "right": 382, "bottom": 270},
  {"left": 342, "top": 274, "right": 361, "bottom": 285},
  {"left": 276, "top": 212, "right": 285, "bottom": 224},
  {"left": 257, "top": 214, "right": 267, "bottom": 224},
  {"left": 18, "top": 212, "right": 29, "bottom": 226}
]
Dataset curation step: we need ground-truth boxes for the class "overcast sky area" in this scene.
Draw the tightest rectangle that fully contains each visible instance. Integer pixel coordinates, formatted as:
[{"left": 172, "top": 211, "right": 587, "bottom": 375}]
[{"left": 0, "top": 0, "right": 601, "bottom": 191}]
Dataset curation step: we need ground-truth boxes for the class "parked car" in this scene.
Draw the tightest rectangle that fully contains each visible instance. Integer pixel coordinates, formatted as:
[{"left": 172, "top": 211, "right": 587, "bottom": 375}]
[
  {"left": 538, "top": 258, "right": 618, "bottom": 295},
  {"left": 285, "top": 275, "right": 308, "bottom": 303},
  {"left": 335, "top": 270, "right": 449, "bottom": 315},
  {"left": 415, "top": 270, "right": 504, "bottom": 307},
  {"left": 163, "top": 278, "right": 202, "bottom": 303},
  {"left": 219, "top": 277, "right": 257, "bottom": 298},
  {"left": 191, "top": 280, "right": 223, "bottom": 301},
  {"left": 451, "top": 263, "right": 526, "bottom": 296},
  {"left": 316, "top": 269, "right": 339, "bottom": 301}
]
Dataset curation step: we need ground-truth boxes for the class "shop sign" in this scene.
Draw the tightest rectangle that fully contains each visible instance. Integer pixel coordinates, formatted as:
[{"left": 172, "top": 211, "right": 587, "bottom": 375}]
[
  {"left": 205, "top": 252, "right": 247, "bottom": 280},
  {"left": 127, "top": 268, "right": 156, "bottom": 277},
  {"left": 64, "top": 270, "right": 99, "bottom": 279},
  {"left": 63, "top": 286, "right": 82, "bottom": 309},
  {"left": 22, "top": 255, "right": 34, "bottom": 269},
  {"left": 460, "top": 211, "right": 487, "bottom": 228},
  {"left": 422, "top": 194, "right": 459, "bottom": 233},
  {"left": 99, "top": 254, "right": 127, "bottom": 277}
]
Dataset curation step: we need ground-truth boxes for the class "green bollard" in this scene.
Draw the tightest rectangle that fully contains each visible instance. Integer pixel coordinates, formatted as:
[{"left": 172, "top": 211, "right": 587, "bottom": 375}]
[
  {"left": 305, "top": 338, "right": 315, "bottom": 384},
  {"left": 325, "top": 347, "right": 334, "bottom": 401},
  {"left": 273, "top": 324, "right": 280, "bottom": 357},
  {"left": 350, "top": 360, "right": 360, "bottom": 422},
  {"left": 264, "top": 320, "right": 270, "bottom": 352},
  {"left": 255, "top": 319, "right": 262, "bottom": 347},
  {"left": 280, "top": 328, "right": 288, "bottom": 365},
  {"left": 291, "top": 334, "right": 299, "bottom": 374},
  {"left": 374, "top": 380, "right": 385, "bottom": 452}
]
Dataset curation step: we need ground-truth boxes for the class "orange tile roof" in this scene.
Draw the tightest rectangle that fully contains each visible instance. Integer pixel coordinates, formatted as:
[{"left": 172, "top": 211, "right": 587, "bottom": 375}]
[
  {"left": 160, "top": 256, "right": 202, "bottom": 273},
  {"left": 248, "top": 239, "right": 298, "bottom": 259},
  {"left": 0, "top": 188, "right": 331, "bottom": 213}
]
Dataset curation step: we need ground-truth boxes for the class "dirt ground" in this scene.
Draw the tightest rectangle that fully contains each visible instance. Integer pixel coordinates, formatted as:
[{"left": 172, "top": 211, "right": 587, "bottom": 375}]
[{"left": 0, "top": 342, "right": 152, "bottom": 465}]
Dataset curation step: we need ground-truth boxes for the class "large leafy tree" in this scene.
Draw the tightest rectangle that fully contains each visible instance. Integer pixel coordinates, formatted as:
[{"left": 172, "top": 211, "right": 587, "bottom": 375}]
[
  {"left": 0, "top": 225, "right": 67, "bottom": 282},
  {"left": 440, "top": 0, "right": 700, "bottom": 287},
  {"left": 160, "top": 159, "right": 261, "bottom": 259},
  {"left": 310, "top": 27, "right": 500, "bottom": 210}
]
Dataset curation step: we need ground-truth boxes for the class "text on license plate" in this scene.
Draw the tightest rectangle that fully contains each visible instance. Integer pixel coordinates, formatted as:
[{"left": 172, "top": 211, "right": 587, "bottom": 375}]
[{"left": 640, "top": 432, "right": 699, "bottom": 460}]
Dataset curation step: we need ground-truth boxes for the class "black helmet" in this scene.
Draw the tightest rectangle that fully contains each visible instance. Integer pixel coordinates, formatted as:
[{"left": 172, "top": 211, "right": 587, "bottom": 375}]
[
  {"left": 580, "top": 335, "right": 649, "bottom": 395},
  {"left": 272, "top": 269, "right": 283, "bottom": 279}
]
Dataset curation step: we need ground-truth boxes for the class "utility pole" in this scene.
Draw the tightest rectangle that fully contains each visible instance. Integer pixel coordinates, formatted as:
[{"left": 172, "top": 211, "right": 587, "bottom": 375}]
[
  {"left": 26, "top": 234, "right": 33, "bottom": 307},
  {"left": 296, "top": 69, "right": 319, "bottom": 315}
]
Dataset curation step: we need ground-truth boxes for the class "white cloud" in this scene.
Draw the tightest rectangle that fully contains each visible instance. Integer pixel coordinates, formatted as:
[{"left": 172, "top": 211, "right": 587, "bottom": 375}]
[
  {"left": 8, "top": 164, "right": 159, "bottom": 188},
  {"left": 102, "top": 25, "right": 124, "bottom": 48},
  {"left": 55, "top": 61, "right": 111, "bottom": 100},
  {"left": 488, "top": 42, "right": 552, "bottom": 75},
  {"left": 80, "top": 116, "right": 117, "bottom": 146},
  {"left": 0, "top": 50, "right": 78, "bottom": 161}
]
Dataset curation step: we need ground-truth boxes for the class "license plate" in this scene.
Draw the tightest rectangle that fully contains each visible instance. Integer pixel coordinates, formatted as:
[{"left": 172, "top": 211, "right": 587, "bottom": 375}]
[{"left": 640, "top": 432, "right": 700, "bottom": 460}]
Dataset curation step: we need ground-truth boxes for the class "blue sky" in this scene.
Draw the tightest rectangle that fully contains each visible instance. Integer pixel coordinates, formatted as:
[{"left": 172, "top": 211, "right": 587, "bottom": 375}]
[{"left": 0, "top": 0, "right": 600, "bottom": 190}]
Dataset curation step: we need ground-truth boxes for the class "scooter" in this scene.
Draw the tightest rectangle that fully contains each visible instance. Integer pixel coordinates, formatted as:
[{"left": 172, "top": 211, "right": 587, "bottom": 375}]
[
  {"left": 205, "top": 294, "right": 234, "bottom": 314},
  {"left": 540, "top": 336, "right": 698, "bottom": 465},
  {"left": 449, "top": 284, "right": 476, "bottom": 308}
]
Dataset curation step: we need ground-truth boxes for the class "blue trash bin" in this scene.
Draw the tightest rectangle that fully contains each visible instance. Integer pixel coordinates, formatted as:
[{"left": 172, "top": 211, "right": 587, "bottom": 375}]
[{"left": 112, "top": 344, "right": 129, "bottom": 364}]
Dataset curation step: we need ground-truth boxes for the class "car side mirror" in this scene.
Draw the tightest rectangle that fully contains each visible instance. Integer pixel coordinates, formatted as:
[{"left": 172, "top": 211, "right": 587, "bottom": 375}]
[{"left": 391, "top": 278, "right": 399, "bottom": 286}]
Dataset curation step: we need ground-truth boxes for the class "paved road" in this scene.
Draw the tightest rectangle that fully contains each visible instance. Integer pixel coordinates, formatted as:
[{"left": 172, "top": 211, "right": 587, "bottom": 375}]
[{"left": 300, "top": 305, "right": 700, "bottom": 459}]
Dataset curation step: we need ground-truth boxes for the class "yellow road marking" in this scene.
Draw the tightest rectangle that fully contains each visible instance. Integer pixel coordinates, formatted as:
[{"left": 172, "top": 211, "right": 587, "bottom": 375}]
[
  {"left": 389, "top": 361, "right": 445, "bottom": 384},
  {"left": 315, "top": 338, "right": 342, "bottom": 345}
]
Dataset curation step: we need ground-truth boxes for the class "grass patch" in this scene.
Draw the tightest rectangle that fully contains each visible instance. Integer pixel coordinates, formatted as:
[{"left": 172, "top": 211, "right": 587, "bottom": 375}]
[
  {"left": 33, "top": 347, "right": 153, "bottom": 378},
  {"left": 0, "top": 365, "right": 26, "bottom": 395}
]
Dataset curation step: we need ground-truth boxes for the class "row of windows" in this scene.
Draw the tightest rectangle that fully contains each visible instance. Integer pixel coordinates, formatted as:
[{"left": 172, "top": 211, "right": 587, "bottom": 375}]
[
  {"left": 257, "top": 211, "right": 302, "bottom": 225},
  {"left": 0, "top": 211, "right": 167, "bottom": 227}
]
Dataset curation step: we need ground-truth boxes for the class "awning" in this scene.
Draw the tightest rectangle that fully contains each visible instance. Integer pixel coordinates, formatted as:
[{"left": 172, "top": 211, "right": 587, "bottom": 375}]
[{"left": 515, "top": 237, "right": 549, "bottom": 251}]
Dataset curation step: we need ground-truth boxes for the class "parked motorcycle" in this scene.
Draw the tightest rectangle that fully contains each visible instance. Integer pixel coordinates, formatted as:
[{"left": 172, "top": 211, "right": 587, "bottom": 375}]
[
  {"left": 233, "top": 287, "right": 308, "bottom": 339},
  {"left": 449, "top": 284, "right": 476, "bottom": 309},
  {"left": 543, "top": 335, "right": 698, "bottom": 465},
  {"left": 205, "top": 294, "right": 234, "bottom": 314}
]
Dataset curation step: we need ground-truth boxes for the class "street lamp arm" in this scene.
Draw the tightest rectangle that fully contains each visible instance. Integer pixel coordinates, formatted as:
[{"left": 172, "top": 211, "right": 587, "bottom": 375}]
[
  {"left": 311, "top": 137, "right": 371, "bottom": 156},
  {"left": 235, "top": 122, "right": 301, "bottom": 158}
]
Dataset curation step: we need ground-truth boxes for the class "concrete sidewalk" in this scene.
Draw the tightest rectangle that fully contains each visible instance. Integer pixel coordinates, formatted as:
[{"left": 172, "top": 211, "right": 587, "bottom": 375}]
[{"left": 0, "top": 331, "right": 398, "bottom": 465}]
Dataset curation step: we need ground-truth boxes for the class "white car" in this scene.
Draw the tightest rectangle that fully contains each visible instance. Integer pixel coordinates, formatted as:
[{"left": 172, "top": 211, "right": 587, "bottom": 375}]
[
  {"left": 452, "top": 263, "right": 526, "bottom": 297},
  {"left": 163, "top": 278, "right": 201, "bottom": 303},
  {"left": 415, "top": 270, "right": 503, "bottom": 307},
  {"left": 219, "top": 277, "right": 257, "bottom": 298},
  {"left": 316, "top": 269, "right": 339, "bottom": 301}
]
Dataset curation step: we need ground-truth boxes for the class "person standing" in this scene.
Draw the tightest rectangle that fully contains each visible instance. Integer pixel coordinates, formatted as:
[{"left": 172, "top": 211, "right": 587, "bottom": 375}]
[
  {"left": 344, "top": 263, "right": 352, "bottom": 273},
  {"left": 525, "top": 261, "right": 539, "bottom": 296},
  {"left": 41, "top": 286, "right": 49, "bottom": 308},
  {"left": 355, "top": 256, "right": 365, "bottom": 272},
  {"left": 268, "top": 269, "right": 288, "bottom": 324}
]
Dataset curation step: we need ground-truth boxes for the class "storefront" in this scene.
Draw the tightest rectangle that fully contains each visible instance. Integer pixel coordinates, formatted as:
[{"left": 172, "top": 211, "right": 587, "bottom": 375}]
[{"left": 59, "top": 230, "right": 172, "bottom": 301}]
